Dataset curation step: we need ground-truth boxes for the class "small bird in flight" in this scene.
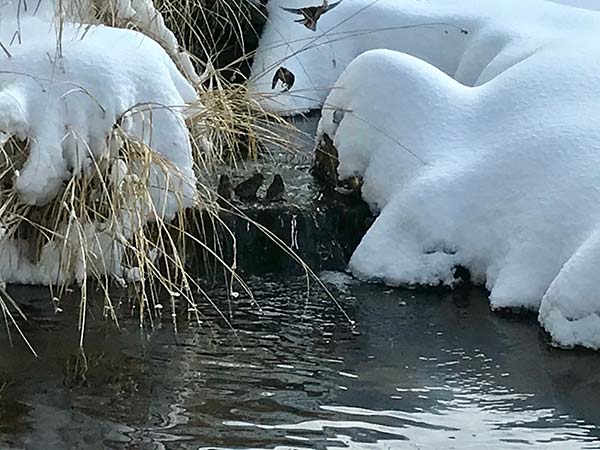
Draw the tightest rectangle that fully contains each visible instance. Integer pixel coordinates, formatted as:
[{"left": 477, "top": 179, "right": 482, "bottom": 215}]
[
  {"left": 272, "top": 67, "right": 296, "bottom": 92},
  {"left": 280, "top": 0, "right": 342, "bottom": 31}
]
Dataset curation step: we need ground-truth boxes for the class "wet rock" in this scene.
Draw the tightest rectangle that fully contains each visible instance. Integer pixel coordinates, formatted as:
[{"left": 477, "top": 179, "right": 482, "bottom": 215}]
[
  {"left": 188, "top": 116, "right": 373, "bottom": 276},
  {"left": 190, "top": 179, "right": 372, "bottom": 276},
  {"left": 312, "top": 133, "right": 339, "bottom": 187}
]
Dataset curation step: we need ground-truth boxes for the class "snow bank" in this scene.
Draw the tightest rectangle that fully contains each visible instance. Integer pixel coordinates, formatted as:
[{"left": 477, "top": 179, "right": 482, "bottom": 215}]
[
  {"left": 250, "top": 0, "right": 600, "bottom": 113},
  {"left": 0, "top": 1, "right": 199, "bottom": 284},
  {"left": 109, "top": 0, "right": 201, "bottom": 84},
  {"left": 549, "top": 0, "right": 600, "bottom": 10},
  {"left": 308, "top": 0, "right": 600, "bottom": 348}
]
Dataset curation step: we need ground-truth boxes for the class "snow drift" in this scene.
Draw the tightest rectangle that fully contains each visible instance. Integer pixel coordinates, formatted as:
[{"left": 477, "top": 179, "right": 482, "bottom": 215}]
[
  {"left": 549, "top": 0, "right": 600, "bottom": 10},
  {"left": 0, "top": 0, "right": 199, "bottom": 284},
  {"left": 265, "top": 0, "right": 600, "bottom": 349},
  {"left": 251, "top": 0, "right": 600, "bottom": 113}
]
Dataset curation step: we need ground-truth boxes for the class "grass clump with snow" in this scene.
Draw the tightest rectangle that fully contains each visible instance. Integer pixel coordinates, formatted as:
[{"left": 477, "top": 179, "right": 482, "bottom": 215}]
[{"left": 0, "top": 0, "right": 286, "bottom": 349}]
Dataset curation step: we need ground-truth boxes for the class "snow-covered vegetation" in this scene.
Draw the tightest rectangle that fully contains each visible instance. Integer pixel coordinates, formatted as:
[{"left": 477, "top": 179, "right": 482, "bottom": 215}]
[
  {"left": 252, "top": 0, "right": 600, "bottom": 349},
  {"left": 0, "top": 0, "right": 201, "bottom": 288}
]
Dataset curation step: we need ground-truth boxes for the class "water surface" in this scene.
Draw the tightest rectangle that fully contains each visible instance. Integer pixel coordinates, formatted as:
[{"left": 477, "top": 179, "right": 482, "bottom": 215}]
[{"left": 1, "top": 275, "right": 600, "bottom": 449}]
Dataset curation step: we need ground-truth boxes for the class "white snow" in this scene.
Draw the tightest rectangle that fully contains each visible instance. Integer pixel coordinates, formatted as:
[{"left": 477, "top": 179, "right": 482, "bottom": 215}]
[
  {"left": 251, "top": 0, "right": 600, "bottom": 113},
  {"left": 0, "top": 0, "right": 199, "bottom": 284},
  {"left": 257, "top": 0, "right": 600, "bottom": 349},
  {"left": 110, "top": 0, "right": 201, "bottom": 84},
  {"left": 549, "top": 0, "right": 600, "bottom": 10},
  {"left": 319, "top": 270, "right": 356, "bottom": 292},
  {"left": 250, "top": 0, "right": 473, "bottom": 112}
]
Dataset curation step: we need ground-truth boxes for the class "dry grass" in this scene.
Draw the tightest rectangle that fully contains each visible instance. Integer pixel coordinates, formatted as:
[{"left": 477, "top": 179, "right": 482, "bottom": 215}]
[
  {"left": 0, "top": 0, "right": 326, "bottom": 354},
  {"left": 0, "top": 120, "right": 256, "bottom": 350},
  {"left": 155, "top": 0, "right": 267, "bottom": 80}
]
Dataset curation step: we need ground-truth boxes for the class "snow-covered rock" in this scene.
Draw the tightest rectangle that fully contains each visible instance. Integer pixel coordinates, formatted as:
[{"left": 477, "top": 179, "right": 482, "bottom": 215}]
[
  {"left": 295, "top": 0, "right": 600, "bottom": 349},
  {"left": 0, "top": 0, "right": 199, "bottom": 284}
]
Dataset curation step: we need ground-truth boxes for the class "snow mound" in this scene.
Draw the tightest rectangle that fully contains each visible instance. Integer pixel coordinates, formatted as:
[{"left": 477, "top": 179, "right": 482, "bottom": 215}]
[
  {"left": 312, "top": 1, "right": 600, "bottom": 349},
  {"left": 0, "top": 21, "right": 196, "bottom": 207},
  {"left": 251, "top": 0, "right": 600, "bottom": 113},
  {"left": 549, "top": 0, "right": 600, "bottom": 11},
  {"left": 0, "top": 1, "right": 199, "bottom": 284},
  {"left": 106, "top": 0, "right": 201, "bottom": 84}
]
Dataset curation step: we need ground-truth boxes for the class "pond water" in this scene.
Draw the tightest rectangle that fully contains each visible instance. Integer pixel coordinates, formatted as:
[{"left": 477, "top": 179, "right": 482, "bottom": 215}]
[{"left": 1, "top": 274, "right": 600, "bottom": 449}]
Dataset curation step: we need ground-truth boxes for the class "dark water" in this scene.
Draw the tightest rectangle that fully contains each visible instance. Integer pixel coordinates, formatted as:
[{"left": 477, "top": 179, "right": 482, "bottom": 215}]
[{"left": 1, "top": 273, "right": 600, "bottom": 449}]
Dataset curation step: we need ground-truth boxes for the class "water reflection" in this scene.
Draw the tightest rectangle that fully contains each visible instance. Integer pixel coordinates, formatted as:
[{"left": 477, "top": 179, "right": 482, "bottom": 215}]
[{"left": 1, "top": 275, "right": 600, "bottom": 449}]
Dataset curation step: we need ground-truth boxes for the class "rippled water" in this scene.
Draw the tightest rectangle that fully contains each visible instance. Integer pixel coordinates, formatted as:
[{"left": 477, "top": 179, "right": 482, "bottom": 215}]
[{"left": 1, "top": 275, "right": 600, "bottom": 449}]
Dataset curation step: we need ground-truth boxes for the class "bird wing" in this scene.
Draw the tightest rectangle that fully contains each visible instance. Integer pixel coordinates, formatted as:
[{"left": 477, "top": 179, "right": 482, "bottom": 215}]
[
  {"left": 323, "top": 0, "right": 342, "bottom": 12},
  {"left": 266, "top": 181, "right": 276, "bottom": 197},
  {"left": 280, "top": 5, "right": 304, "bottom": 14},
  {"left": 271, "top": 69, "right": 281, "bottom": 89},
  {"left": 283, "top": 69, "right": 295, "bottom": 86}
]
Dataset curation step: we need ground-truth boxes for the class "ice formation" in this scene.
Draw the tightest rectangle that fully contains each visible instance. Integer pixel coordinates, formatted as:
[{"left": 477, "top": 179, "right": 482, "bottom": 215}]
[
  {"left": 252, "top": 0, "right": 600, "bottom": 348},
  {"left": 0, "top": 0, "right": 198, "bottom": 284}
]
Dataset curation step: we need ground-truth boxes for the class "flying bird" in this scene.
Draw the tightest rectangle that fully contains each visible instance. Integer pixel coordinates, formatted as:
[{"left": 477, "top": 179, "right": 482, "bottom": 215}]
[
  {"left": 234, "top": 173, "right": 265, "bottom": 200},
  {"left": 280, "top": 0, "right": 342, "bottom": 31},
  {"left": 272, "top": 67, "right": 295, "bottom": 91},
  {"left": 265, "top": 174, "right": 285, "bottom": 202}
]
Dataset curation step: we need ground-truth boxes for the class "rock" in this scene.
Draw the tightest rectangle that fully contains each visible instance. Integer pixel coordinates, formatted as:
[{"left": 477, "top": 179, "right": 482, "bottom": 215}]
[
  {"left": 188, "top": 116, "right": 373, "bottom": 276},
  {"left": 312, "top": 133, "right": 339, "bottom": 187}
]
